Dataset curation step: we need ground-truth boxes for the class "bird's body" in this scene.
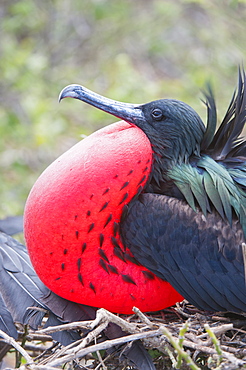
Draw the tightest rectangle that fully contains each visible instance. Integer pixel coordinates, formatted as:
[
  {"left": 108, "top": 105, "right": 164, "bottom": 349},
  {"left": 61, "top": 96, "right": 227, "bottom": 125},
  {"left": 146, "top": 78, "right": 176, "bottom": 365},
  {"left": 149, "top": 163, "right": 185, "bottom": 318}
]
[{"left": 24, "top": 69, "right": 246, "bottom": 314}]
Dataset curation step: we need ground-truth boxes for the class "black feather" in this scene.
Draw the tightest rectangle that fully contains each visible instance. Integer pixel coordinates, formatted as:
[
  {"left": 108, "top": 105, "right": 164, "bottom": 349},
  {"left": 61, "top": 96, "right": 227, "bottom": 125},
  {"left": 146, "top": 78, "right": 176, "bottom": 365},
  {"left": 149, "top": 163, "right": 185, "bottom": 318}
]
[
  {"left": 0, "top": 232, "right": 155, "bottom": 369},
  {"left": 167, "top": 68, "right": 246, "bottom": 236},
  {"left": 0, "top": 232, "right": 81, "bottom": 344},
  {"left": 200, "top": 83, "right": 217, "bottom": 151},
  {"left": 204, "top": 68, "right": 246, "bottom": 160},
  {"left": 122, "top": 193, "right": 246, "bottom": 313},
  {"left": 0, "top": 293, "right": 17, "bottom": 339}
]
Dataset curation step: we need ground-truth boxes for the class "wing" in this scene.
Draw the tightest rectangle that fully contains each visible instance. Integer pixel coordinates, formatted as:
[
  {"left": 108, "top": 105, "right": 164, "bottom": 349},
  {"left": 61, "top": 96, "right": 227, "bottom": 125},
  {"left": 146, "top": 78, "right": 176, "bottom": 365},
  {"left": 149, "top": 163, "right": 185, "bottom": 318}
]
[
  {"left": 0, "top": 232, "right": 155, "bottom": 369},
  {"left": 0, "top": 231, "right": 83, "bottom": 344},
  {"left": 121, "top": 193, "right": 246, "bottom": 313},
  {"left": 0, "top": 293, "right": 17, "bottom": 339}
]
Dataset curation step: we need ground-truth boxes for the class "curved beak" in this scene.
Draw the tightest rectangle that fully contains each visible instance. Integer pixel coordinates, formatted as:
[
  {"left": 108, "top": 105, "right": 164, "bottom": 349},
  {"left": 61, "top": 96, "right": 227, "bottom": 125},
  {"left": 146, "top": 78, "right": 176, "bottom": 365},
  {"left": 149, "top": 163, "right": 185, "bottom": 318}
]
[{"left": 59, "top": 84, "right": 144, "bottom": 124}]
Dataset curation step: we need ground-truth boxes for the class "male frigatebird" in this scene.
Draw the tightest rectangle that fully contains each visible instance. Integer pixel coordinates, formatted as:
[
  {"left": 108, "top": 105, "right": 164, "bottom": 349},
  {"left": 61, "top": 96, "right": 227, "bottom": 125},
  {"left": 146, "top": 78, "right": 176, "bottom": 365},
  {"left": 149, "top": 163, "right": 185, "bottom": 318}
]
[{"left": 23, "top": 68, "right": 246, "bottom": 315}]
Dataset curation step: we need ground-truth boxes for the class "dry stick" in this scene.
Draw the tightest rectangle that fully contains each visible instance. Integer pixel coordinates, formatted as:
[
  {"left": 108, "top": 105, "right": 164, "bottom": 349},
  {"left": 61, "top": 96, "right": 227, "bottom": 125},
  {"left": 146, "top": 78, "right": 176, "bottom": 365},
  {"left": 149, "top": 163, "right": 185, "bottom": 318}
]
[
  {"left": 95, "top": 308, "right": 200, "bottom": 370},
  {"left": 24, "top": 343, "right": 49, "bottom": 352},
  {"left": 140, "top": 326, "right": 245, "bottom": 368},
  {"left": 133, "top": 306, "right": 157, "bottom": 328},
  {"left": 37, "top": 317, "right": 103, "bottom": 366},
  {"left": 27, "top": 333, "right": 54, "bottom": 342},
  {"left": 38, "top": 308, "right": 138, "bottom": 336},
  {"left": 220, "top": 344, "right": 246, "bottom": 355},
  {"left": 133, "top": 307, "right": 198, "bottom": 369},
  {"left": 39, "top": 320, "right": 109, "bottom": 367},
  {"left": 95, "top": 352, "right": 119, "bottom": 370},
  {"left": 37, "top": 320, "right": 94, "bottom": 334},
  {"left": 35, "top": 306, "right": 246, "bottom": 368},
  {"left": 197, "top": 324, "right": 233, "bottom": 340},
  {"left": 95, "top": 337, "right": 107, "bottom": 370},
  {"left": 65, "top": 320, "right": 109, "bottom": 355},
  {"left": 0, "top": 329, "right": 33, "bottom": 365},
  {"left": 39, "top": 308, "right": 142, "bottom": 367},
  {"left": 96, "top": 350, "right": 107, "bottom": 370},
  {"left": 38, "top": 338, "right": 83, "bottom": 366},
  {"left": 91, "top": 308, "right": 138, "bottom": 333},
  {"left": 30, "top": 366, "right": 60, "bottom": 370},
  {"left": 46, "top": 330, "right": 162, "bottom": 368},
  {"left": 210, "top": 331, "right": 246, "bottom": 367},
  {"left": 181, "top": 339, "right": 245, "bottom": 366},
  {"left": 34, "top": 342, "right": 61, "bottom": 363}
]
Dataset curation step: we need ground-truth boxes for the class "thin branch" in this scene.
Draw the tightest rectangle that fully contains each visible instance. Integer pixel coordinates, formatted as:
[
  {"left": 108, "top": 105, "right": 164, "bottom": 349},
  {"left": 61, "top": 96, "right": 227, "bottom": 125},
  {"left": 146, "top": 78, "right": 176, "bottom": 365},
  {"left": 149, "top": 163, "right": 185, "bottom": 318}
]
[
  {"left": 0, "top": 329, "right": 33, "bottom": 365},
  {"left": 47, "top": 330, "right": 162, "bottom": 367}
]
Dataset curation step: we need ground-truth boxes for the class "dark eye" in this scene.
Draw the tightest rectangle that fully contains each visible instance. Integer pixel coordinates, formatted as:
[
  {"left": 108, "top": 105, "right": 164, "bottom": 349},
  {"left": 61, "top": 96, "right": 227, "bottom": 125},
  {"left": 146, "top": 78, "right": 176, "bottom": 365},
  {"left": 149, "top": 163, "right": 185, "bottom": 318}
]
[{"left": 151, "top": 108, "right": 164, "bottom": 121}]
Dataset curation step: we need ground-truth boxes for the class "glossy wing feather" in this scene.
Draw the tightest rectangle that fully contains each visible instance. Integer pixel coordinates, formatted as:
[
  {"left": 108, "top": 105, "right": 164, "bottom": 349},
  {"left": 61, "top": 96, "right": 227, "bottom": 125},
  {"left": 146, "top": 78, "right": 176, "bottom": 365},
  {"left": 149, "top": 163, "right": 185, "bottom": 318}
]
[
  {"left": 0, "top": 232, "right": 84, "bottom": 344},
  {"left": 0, "top": 232, "right": 155, "bottom": 369},
  {"left": 200, "top": 83, "right": 217, "bottom": 151},
  {"left": 0, "top": 293, "right": 18, "bottom": 339},
  {"left": 122, "top": 193, "right": 246, "bottom": 313}
]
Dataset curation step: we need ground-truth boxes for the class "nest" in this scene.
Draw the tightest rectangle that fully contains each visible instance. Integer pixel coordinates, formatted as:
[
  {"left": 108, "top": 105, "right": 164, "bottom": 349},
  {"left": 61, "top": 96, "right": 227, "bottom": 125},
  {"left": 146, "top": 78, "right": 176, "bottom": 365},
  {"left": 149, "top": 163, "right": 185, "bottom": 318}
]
[{"left": 1, "top": 301, "right": 246, "bottom": 370}]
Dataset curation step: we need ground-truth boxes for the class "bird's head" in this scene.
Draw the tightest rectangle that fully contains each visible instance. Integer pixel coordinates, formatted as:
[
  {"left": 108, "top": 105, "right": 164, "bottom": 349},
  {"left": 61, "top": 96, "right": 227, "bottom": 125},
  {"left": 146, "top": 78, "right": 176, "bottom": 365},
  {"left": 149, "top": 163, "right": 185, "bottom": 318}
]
[{"left": 59, "top": 85, "right": 205, "bottom": 172}]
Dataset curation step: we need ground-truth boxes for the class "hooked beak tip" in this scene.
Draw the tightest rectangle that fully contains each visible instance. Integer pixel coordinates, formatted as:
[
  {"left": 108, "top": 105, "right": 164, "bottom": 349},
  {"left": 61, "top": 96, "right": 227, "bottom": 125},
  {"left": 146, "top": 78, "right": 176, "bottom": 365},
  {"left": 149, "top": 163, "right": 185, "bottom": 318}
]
[{"left": 58, "top": 84, "right": 82, "bottom": 103}]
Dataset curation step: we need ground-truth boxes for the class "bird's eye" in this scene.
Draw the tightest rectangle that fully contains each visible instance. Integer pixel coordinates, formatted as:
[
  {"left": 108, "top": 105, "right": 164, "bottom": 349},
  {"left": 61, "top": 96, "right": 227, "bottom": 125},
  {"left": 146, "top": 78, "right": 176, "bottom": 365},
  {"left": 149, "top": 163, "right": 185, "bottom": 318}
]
[{"left": 151, "top": 108, "right": 164, "bottom": 121}]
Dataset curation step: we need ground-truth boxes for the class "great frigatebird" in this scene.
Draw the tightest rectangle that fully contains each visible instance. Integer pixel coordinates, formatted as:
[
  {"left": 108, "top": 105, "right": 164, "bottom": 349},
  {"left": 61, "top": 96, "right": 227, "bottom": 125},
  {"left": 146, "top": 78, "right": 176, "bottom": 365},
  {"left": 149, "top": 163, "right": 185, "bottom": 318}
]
[
  {"left": 23, "top": 68, "right": 246, "bottom": 316},
  {"left": 0, "top": 71, "right": 246, "bottom": 369}
]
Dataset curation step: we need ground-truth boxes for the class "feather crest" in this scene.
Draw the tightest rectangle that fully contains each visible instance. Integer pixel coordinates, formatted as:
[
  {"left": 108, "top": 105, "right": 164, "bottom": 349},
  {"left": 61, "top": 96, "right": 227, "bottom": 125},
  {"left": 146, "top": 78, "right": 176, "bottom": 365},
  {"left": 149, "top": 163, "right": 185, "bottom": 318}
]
[{"left": 169, "top": 67, "right": 246, "bottom": 236}]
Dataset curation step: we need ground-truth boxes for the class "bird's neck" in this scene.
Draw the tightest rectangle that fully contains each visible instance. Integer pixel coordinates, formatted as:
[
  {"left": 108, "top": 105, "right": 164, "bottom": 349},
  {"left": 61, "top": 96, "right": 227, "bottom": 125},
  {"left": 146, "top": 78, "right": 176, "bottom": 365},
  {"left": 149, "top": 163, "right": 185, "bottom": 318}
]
[{"left": 145, "top": 143, "right": 188, "bottom": 198}]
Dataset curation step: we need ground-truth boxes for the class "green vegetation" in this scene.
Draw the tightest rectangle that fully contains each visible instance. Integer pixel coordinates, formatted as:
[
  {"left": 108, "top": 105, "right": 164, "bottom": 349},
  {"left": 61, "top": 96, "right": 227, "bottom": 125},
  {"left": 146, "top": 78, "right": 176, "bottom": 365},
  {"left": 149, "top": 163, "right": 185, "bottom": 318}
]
[{"left": 0, "top": 0, "right": 245, "bottom": 217}]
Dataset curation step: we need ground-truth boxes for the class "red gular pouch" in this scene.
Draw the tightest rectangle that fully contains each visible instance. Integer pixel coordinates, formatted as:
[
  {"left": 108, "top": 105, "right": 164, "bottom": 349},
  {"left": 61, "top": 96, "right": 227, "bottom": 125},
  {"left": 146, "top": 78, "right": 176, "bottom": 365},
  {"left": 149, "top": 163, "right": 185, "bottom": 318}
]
[{"left": 24, "top": 121, "right": 183, "bottom": 314}]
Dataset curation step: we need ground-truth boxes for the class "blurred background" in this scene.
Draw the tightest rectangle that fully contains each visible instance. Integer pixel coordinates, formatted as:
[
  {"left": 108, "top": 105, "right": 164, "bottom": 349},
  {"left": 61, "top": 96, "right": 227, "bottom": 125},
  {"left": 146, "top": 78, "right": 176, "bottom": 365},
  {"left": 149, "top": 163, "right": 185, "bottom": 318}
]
[{"left": 0, "top": 0, "right": 245, "bottom": 218}]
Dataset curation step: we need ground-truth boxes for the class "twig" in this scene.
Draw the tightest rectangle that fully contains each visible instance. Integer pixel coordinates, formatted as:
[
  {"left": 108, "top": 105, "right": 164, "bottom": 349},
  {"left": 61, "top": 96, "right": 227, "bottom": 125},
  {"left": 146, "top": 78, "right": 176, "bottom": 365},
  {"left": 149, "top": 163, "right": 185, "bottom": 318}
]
[
  {"left": 133, "top": 306, "right": 157, "bottom": 328},
  {"left": 65, "top": 320, "right": 109, "bottom": 355},
  {"left": 0, "top": 329, "right": 33, "bottom": 365},
  {"left": 91, "top": 308, "right": 138, "bottom": 333},
  {"left": 37, "top": 320, "right": 93, "bottom": 334},
  {"left": 197, "top": 324, "right": 233, "bottom": 339},
  {"left": 181, "top": 339, "right": 245, "bottom": 366},
  {"left": 47, "top": 330, "right": 162, "bottom": 367},
  {"left": 95, "top": 336, "right": 107, "bottom": 370},
  {"left": 26, "top": 333, "right": 54, "bottom": 342}
]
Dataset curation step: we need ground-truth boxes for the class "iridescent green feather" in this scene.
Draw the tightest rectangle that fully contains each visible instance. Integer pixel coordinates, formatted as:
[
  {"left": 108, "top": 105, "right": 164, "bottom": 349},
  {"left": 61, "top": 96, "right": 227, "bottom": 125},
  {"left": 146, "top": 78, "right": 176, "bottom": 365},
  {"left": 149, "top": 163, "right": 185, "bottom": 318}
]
[
  {"left": 168, "top": 156, "right": 246, "bottom": 235},
  {"left": 169, "top": 68, "right": 246, "bottom": 236}
]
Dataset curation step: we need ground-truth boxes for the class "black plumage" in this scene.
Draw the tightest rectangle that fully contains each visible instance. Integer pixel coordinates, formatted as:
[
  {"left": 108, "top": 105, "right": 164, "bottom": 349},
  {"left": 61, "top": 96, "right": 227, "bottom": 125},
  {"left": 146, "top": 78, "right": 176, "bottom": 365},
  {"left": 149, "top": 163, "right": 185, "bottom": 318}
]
[
  {"left": 60, "top": 68, "right": 246, "bottom": 314},
  {"left": 120, "top": 68, "right": 246, "bottom": 313},
  {"left": 1, "top": 68, "right": 245, "bottom": 368},
  {"left": 121, "top": 193, "right": 245, "bottom": 312},
  {"left": 0, "top": 231, "right": 155, "bottom": 369}
]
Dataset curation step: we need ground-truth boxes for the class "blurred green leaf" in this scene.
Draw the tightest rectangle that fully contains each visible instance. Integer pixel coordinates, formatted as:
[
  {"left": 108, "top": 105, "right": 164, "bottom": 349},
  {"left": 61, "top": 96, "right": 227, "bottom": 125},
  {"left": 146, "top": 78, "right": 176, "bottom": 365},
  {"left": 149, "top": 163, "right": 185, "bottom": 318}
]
[{"left": 0, "top": 0, "right": 245, "bottom": 217}]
